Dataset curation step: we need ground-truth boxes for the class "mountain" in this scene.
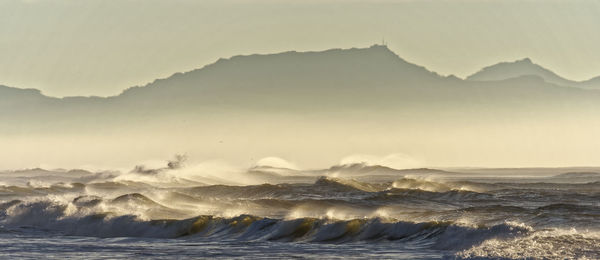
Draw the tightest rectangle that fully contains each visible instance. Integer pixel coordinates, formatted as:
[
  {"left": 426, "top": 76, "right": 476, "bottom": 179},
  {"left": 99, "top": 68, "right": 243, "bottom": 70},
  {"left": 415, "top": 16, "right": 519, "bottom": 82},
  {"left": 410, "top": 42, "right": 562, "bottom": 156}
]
[
  {"left": 466, "top": 58, "right": 600, "bottom": 89},
  {"left": 111, "top": 44, "right": 447, "bottom": 111},
  {"left": 551, "top": 172, "right": 600, "bottom": 178},
  {"left": 2, "top": 45, "right": 600, "bottom": 133},
  {"left": 580, "top": 76, "right": 600, "bottom": 88},
  {"left": 1, "top": 45, "right": 444, "bottom": 118}
]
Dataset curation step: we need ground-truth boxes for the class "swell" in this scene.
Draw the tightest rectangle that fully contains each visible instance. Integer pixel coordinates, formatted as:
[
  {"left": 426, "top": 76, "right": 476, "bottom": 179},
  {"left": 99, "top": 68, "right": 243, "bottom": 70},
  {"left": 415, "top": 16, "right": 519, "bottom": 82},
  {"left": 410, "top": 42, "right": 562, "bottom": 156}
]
[
  {"left": 4, "top": 177, "right": 595, "bottom": 203},
  {"left": 182, "top": 177, "right": 498, "bottom": 202},
  {"left": 0, "top": 200, "right": 530, "bottom": 250}
]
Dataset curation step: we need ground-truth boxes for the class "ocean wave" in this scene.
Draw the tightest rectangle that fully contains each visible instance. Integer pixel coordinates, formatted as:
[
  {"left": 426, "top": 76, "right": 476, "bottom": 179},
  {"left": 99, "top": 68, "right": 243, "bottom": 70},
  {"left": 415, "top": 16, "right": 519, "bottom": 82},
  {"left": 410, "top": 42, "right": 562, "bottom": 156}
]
[
  {"left": 370, "top": 188, "right": 495, "bottom": 202},
  {"left": 0, "top": 164, "right": 598, "bottom": 258},
  {"left": 183, "top": 177, "right": 385, "bottom": 200},
  {"left": 182, "top": 177, "right": 496, "bottom": 202},
  {"left": 0, "top": 199, "right": 530, "bottom": 250},
  {"left": 391, "top": 177, "right": 505, "bottom": 193},
  {"left": 313, "top": 176, "right": 388, "bottom": 192},
  {"left": 457, "top": 229, "right": 600, "bottom": 259}
]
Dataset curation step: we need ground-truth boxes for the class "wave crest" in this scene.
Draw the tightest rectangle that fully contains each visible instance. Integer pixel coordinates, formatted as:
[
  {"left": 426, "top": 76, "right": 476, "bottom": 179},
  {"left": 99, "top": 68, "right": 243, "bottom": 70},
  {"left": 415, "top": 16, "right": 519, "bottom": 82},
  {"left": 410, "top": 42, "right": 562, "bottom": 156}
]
[{"left": 0, "top": 200, "right": 530, "bottom": 250}]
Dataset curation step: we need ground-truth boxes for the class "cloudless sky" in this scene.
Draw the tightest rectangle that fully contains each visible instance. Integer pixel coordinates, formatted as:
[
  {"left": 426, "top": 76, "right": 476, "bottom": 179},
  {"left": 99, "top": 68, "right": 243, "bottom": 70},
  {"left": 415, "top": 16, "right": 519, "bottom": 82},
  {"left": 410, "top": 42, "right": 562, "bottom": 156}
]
[{"left": 1, "top": 0, "right": 599, "bottom": 97}]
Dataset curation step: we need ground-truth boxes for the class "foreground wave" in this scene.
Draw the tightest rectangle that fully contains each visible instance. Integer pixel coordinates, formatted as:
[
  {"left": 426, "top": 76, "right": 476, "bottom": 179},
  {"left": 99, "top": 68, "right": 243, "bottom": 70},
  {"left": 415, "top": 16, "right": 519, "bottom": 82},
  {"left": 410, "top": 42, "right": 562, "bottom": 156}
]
[{"left": 0, "top": 200, "right": 528, "bottom": 250}]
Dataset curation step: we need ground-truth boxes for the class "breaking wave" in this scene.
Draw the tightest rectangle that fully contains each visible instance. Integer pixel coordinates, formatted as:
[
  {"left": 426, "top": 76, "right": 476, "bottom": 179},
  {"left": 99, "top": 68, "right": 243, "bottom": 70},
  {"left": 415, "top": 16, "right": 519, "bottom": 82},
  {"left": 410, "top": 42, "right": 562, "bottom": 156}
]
[
  {"left": 457, "top": 229, "right": 600, "bottom": 259},
  {"left": 0, "top": 199, "right": 530, "bottom": 250},
  {"left": 0, "top": 162, "right": 599, "bottom": 258}
]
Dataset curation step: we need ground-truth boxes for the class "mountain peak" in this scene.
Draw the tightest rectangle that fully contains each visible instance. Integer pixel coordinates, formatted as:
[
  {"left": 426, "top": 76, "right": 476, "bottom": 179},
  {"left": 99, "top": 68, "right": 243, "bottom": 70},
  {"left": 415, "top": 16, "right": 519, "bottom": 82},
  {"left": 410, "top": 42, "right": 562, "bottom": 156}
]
[
  {"left": 117, "top": 45, "right": 441, "bottom": 98},
  {"left": 466, "top": 57, "right": 573, "bottom": 87},
  {"left": 466, "top": 57, "right": 600, "bottom": 89},
  {"left": 368, "top": 43, "right": 391, "bottom": 50},
  {"left": 516, "top": 57, "right": 533, "bottom": 64}
]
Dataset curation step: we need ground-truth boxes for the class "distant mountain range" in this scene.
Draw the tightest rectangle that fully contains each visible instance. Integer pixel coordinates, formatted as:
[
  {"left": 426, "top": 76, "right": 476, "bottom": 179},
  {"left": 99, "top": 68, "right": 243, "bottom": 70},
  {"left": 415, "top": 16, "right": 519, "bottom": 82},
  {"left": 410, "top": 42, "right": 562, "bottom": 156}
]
[{"left": 2, "top": 45, "right": 600, "bottom": 132}]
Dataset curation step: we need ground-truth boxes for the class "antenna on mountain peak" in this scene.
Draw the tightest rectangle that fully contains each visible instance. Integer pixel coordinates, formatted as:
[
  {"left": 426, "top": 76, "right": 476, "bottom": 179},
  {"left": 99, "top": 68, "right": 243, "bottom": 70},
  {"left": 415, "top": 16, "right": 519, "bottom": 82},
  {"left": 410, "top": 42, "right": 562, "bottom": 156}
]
[{"left": 382, "top": 37, "right": 386, "bottom": 46}]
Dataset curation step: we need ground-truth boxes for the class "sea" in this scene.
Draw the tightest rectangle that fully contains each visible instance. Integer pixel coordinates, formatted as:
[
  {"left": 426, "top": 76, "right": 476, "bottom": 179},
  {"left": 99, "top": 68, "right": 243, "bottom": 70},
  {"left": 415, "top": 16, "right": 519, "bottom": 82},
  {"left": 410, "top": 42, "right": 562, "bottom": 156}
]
[{"left": 0, "top": 163, "right": 598, "bottom": 259}]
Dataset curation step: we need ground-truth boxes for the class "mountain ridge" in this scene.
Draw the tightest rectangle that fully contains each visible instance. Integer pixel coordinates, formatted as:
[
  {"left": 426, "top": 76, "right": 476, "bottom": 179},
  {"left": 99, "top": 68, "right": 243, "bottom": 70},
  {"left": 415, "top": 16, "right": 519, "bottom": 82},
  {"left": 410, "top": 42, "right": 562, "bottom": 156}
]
[
  {"left": 2, "top": 44, "right": 600, "bottom": 131},
  {"left": 2, "top": 45, "right": 600, "bottom": 100},
  {"left": 1, "top": 45, "right": 439, "bottom": 100},
  {"left": 467, "top": 57, "right": 600, "bottom": 89}
]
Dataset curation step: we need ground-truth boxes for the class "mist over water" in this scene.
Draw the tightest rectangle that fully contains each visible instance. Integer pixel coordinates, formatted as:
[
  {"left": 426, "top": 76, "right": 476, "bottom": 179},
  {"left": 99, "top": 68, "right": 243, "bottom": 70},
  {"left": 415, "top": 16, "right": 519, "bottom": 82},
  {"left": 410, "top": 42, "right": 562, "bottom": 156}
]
[{"left": 0, "top": 156, "right": 598, "bottom": 259}]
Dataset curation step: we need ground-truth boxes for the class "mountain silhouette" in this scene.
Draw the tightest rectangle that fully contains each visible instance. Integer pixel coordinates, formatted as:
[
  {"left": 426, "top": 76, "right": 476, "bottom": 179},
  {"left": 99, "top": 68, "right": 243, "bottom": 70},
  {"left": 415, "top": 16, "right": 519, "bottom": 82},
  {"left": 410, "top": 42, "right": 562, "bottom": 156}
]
[
  {"left": 467, "top": 58, "right": 600, "bottom": 89},
  {"left": 1, "top": 45, "right": 600, "bottom": 133}
]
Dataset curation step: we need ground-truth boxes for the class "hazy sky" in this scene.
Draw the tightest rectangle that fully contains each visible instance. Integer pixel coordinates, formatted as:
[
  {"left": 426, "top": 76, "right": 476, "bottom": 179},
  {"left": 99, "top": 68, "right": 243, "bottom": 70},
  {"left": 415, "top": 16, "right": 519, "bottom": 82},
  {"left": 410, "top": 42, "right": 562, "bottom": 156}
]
[{"left": 1, "top": 0, "right": 600, "bottom": 97}]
